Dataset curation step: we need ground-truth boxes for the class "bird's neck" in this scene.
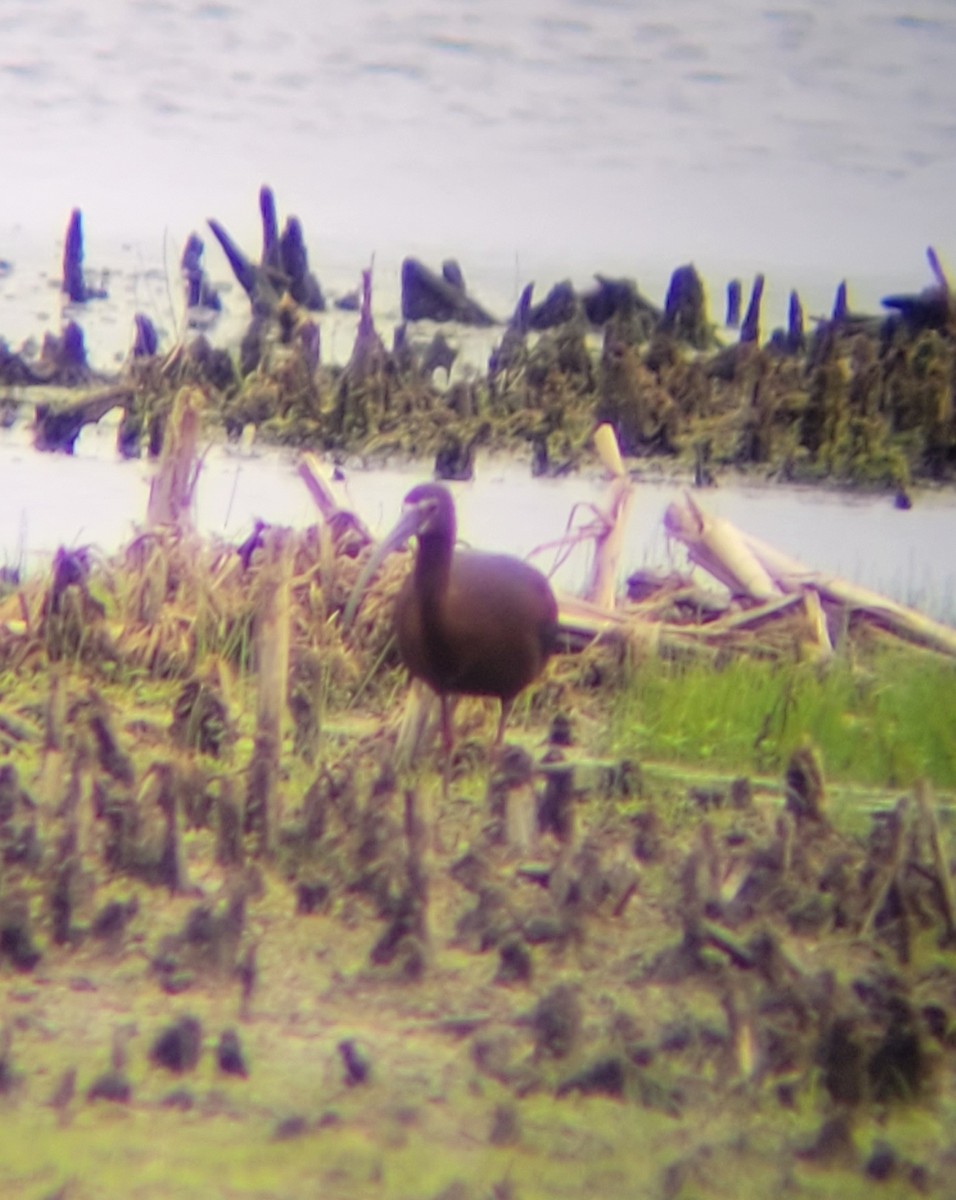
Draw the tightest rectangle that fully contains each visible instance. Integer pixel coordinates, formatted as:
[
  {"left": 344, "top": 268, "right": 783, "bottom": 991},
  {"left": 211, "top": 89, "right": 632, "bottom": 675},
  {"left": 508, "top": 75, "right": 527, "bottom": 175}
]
[{"left": 414, "top": 532, "right": 453, "bottom": 620}]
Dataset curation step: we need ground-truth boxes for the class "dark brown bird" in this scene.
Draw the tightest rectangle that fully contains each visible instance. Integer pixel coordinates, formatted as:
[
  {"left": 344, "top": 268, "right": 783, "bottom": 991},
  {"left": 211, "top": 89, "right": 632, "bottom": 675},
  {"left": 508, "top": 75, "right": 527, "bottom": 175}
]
[{"left": 346, "top": 483, "right": 558, "bottom": 785}]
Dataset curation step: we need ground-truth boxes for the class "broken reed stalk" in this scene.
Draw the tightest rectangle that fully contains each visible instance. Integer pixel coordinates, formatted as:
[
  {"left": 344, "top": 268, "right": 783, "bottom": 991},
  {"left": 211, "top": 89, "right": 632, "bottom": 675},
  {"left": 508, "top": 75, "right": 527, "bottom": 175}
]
[
  {"left": 36, "top": 662, "right": 67, "bottom": 808},
  {"left": 503, "top": 768, "right": 537, "bottom": 852},
  {"left": 154, "top": 762, "right": 189, "bottom": 893},
  {"left": 395, "top": 678, "right": 442, "bottom": 769},
  {"left": 245, "top": 527, "right": 293, "bottom": 856},
  {"left": 146, "top": 385, "right": 204, "bottom": 528},
  {"left": 861, "top": 798, "right": 910, "bottom": 937},
  {"left": 585, "top": 423, "right": 635, "bottom": 610},
  {"left": 296, "top": 452, "right": 341, "bottom": 523},
  {"left": 914, "top": 779, "right": 956, "bottom": 941}
]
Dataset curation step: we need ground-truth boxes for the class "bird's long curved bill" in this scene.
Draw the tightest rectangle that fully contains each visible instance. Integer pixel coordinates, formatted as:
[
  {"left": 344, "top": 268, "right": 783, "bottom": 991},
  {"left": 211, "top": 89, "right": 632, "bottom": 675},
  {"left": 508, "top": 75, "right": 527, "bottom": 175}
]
[{"left": 342, "top": 505, "right": 425, "bottom": 630}]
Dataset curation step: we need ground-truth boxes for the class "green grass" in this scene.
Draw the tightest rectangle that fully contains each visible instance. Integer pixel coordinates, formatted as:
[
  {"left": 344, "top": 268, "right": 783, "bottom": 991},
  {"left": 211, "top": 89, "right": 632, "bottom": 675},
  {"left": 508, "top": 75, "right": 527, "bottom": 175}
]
[{"left": 610, "top": 644, "right": 956, "bottom": 789}]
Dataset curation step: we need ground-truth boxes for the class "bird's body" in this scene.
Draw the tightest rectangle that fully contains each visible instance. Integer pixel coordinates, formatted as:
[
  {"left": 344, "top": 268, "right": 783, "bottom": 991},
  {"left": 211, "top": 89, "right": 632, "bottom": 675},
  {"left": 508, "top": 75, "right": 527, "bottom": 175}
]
[
  {"left": 347, "top": 483, "right": 558, "bottom": 782},
  {"left": 397, "top": 549, "right": 556, "bottom": 705}
]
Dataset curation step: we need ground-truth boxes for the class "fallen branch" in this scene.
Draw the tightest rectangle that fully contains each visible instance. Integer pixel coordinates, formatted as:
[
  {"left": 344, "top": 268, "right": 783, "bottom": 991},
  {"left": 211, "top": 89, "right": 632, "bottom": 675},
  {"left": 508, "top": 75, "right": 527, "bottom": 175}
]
[
  {"left": 33, "top": 385, "right": 133, "bottom": 453},
  {"left": 664, "top": 493, "right": 780, "bottom": 602},
  {"left": 666, "top": 493, "right": 956, "bottom": 659}
]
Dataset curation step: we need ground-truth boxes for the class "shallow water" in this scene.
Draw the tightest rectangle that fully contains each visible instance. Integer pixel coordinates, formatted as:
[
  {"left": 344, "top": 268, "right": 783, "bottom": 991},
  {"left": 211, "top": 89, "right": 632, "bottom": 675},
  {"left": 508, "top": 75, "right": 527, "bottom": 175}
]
[
  {"left": 3, "top": 417, "right": 953, "bottom": 625},
  {"left": 1, "top": 0, "right": 954, "bottom": 366}
]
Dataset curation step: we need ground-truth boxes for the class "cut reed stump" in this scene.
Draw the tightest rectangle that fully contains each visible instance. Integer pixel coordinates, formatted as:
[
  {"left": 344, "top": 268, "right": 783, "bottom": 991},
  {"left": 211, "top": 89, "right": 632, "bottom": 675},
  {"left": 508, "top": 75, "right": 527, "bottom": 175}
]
[
  {"left": 740, "top": 273, "right": 765, "bottom": 344},
  {"left": 245, "top": 527, "right": 293, "bottom": 856},
  {"left": 35, "top": 664, "right": 67, "bottom": 808},
  {"left": 181, "top": 234, "right": 221, "bottom": 315},
  {"left": 62, "top": 208, "right": 107, "bottom": 303},
  {"left": 146, "top": 386, "right": 204, "bottom": 528}
]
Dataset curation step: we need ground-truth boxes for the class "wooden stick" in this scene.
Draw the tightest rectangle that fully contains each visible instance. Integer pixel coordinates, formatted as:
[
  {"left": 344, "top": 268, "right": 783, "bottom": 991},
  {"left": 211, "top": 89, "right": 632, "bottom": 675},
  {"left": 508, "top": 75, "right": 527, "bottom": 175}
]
[
  {"left": 297, "top": 452, "right": 373, "bottom": 541},
  {"left": 667, "top": 494, "right": 956, "bottom": 658},
  {"left": 665, "top": 493, "right": 780, "bottom": 601},
  {"left": 914, "top": 779, "right": 956, "bottom": 940},
  {"left": 861, "top": 799, "right": 910, "bottom": 936},
  {"left": 245, "top": 527, "right": 293, "bottom": 855},
  {"left": 585, "top": 424, "right": 635, "bottom": 610},
  {"left": 740, "top": 528, "right": 956, "bottom": 658},
  {"left": 146, "top": 386, "right": 204, "bottom": 529}
]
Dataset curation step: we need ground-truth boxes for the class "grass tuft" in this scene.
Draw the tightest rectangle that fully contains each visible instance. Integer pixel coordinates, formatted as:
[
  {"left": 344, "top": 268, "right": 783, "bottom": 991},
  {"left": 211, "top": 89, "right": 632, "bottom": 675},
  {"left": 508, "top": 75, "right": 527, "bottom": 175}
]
[{"left": 611, "top": 643, "right": 956, "bottom": 789}]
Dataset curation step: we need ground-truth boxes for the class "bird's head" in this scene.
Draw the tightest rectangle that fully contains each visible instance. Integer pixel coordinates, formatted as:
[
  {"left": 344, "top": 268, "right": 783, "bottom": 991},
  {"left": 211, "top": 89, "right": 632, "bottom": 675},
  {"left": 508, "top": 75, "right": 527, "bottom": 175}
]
[
  {"left": 342, "top": 482, "right": 457, "bottom": 630},
  {"left": 401, "top": 483, "right": 456, "bottom": 542}
]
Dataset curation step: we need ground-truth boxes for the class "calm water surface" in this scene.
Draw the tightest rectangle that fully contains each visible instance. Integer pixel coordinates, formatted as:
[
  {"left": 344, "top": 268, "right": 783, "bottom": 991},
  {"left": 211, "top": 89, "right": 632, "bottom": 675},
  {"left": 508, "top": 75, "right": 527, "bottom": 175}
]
[
  {"left": 1, "top": 0, "right": 954, "bottom": 358},
  {"left": 0, "top": 0, "right": 953, "bottom": 615},
  {"left": 1, "top": 419, "right": 952, "bottom": 624}
]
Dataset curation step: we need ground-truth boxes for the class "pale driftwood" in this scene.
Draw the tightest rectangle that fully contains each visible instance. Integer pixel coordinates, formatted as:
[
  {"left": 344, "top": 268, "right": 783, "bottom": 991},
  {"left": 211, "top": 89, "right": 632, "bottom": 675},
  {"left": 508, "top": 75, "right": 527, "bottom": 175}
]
[
  {"left": 585, "top": 424, "right": 635, "bottom": 610},
  {"left": 555, "top": 592, "right": 639, "bottom": 642},
  {"left": 664, "top": 493, "right": 780, "bottom": 602},
  {"left": 297, "top": 452, "right": 375, "bottom": 547},
  {"left": 666, "top": 493, "right": 956, "bottom": 659},
  {"left": 739, "top": 528, "right": 956, "bottom": 658},
  {"left": 680, "top": 592, "right": 805, "bottom": 634},
  {"left": 663, "top": 591, "right": 828, "bottom": 658},
  {"left": 528, "top": 426, "right": 634, "bottom": 607}
]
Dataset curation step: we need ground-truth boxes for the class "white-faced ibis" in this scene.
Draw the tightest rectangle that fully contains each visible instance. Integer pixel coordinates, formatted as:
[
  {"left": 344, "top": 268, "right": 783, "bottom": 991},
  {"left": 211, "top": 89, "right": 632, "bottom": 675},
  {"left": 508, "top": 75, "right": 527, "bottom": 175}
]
[{"left": 346, "top": 483, "right": 558, "bottom": 787}]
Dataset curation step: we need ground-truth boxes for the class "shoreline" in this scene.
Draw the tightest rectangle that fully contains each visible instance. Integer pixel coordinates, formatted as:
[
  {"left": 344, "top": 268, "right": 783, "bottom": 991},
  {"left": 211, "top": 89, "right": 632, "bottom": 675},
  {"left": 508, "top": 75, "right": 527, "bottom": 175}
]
[{"left": 3, "top": 424, "right": 954, "bottom": 631}]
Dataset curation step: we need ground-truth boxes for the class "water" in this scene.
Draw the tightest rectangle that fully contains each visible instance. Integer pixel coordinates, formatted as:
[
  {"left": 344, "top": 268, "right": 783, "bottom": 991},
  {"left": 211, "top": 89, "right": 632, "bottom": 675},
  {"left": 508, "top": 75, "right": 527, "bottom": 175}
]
[
  {"left": 1, "top": 416, "right": 953, "bottom": 625},
  {"left": 0, "top": 0, "right": 954, "bottom": 619},
  {"left": 1, "top": 0, "right": 954, "bottom": 364}
]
